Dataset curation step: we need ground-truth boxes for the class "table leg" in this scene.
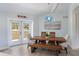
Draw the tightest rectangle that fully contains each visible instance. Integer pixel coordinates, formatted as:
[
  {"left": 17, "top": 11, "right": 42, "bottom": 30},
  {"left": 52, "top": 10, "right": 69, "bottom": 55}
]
[
  {"left": 57, "top": 42, "right": 59, "bottom": 45},
  {"left": 35, "top": 40, "right": 38, "bottom": 44},
  {"left": 65, "top": 47, "right": 68, "bottom": 54},
  {"left": 31, "top": 47, "right": 36, "bottom": 53}
]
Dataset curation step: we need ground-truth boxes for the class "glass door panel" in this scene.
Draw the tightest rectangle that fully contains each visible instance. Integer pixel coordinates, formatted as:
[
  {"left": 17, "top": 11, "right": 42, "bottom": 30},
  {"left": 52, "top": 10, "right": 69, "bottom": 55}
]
[
  {"left": 11, "top": 22, "right": 20, "bottom": 41},
  {"left": 23, "top": 23, "right": 30, "bottom": 40},
  {"left": 9, "top": 21, "right": 21, "bottom": 46},
  {"left": 22, "top": 21, "right": 33, "bottom": 44}
]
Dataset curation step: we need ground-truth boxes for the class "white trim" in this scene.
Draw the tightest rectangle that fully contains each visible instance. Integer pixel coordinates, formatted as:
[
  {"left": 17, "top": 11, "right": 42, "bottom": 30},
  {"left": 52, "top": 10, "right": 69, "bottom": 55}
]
[
  {"left": 8, "top": 18, "right": 33, "bottom": 46},
  {"left": 0, "top": 46, "right": 9, "bottom": 50}
]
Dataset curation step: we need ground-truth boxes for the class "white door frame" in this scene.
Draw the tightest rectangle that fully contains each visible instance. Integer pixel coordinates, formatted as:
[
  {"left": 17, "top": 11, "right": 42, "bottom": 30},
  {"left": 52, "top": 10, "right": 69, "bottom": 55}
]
[{"left": 8, "top": 18, "right": 33, "bottom": 46}]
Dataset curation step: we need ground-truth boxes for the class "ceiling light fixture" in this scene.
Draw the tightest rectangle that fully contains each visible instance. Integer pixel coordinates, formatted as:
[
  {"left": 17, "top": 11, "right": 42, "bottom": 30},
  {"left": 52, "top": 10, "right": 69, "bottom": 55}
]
[{"left": 44, "top": 3, "right": 59, "bottom": 22}]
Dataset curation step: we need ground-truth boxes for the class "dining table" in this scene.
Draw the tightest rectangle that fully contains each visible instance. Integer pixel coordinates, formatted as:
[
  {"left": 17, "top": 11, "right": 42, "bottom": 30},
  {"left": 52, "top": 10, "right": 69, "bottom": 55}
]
[
  {"left": 29, "top": 36, "right": 66, "bottom": 55},
  {"left": 31, "top": 36, "right": 66, "bottom": 45}
]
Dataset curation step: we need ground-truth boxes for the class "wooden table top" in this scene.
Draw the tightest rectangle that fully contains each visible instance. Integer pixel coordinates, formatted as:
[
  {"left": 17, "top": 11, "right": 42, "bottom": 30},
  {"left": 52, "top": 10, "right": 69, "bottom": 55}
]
[{"left": 31, "top": 36, "right": 66, "bottom": 42}]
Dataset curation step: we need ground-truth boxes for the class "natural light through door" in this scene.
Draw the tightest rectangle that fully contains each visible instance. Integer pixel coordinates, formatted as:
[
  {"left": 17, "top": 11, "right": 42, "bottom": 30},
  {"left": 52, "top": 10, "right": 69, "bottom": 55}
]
[{"left": 9, "top": 20, "right": 33, "bottom": 46}]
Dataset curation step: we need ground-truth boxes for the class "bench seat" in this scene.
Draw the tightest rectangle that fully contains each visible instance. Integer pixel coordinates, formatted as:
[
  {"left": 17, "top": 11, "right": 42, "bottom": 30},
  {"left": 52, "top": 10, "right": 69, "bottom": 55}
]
[{"left": 29, "top": 43, "right": 63, "bottom": 51}]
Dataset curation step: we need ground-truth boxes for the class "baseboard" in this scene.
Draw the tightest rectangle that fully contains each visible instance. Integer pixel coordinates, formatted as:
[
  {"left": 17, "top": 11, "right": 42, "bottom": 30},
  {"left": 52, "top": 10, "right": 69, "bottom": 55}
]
[
  {"left": 72, "top": 48, "right": 79, "bottom": 50},
  {"left": 0, "top": 46, "right": 9, "bottom": 51},
  {"left": 69, "top": 45, "right": 79, "bottom": 50},
  {"left": 10, "top": 43, "right": 28, "bottom": 47}
]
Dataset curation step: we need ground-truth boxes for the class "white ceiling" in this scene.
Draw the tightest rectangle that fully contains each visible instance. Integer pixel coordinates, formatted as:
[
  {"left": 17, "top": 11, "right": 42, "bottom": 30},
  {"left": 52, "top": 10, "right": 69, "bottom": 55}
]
[{"left": 0, "top": 3, "right": 70, "bottom": 16}]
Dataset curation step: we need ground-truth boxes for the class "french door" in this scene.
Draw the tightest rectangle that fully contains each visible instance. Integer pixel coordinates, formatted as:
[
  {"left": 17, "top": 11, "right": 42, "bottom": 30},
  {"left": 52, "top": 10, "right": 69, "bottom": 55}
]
[{"left": 8, "top": 20, "right": 33, "bottom": 46}]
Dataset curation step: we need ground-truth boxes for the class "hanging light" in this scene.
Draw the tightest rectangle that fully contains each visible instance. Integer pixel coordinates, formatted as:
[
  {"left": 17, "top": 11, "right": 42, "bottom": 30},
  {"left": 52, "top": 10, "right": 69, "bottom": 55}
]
[
  {"left": 43, "top": 3, "right": 59, "bottom": 22},
  {"left": 44, "top": 16, "right": 53, "bottom": 22}
]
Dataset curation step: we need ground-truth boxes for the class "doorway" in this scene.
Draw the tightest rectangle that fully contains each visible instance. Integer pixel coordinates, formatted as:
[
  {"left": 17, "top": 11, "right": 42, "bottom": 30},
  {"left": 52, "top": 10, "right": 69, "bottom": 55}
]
[{"left": 8, "top": 19, "right": 33, "bottom": 46}]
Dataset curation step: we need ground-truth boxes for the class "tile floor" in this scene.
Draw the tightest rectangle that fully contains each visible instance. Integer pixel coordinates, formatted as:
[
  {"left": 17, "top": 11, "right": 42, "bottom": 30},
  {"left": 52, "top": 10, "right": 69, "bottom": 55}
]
[{"left": 0, "top": 44, "right": 77, "bottom": 56}]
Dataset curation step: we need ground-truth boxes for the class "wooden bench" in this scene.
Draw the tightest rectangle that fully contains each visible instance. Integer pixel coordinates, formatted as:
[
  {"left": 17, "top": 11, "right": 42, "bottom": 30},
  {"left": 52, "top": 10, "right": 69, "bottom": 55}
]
[{"left": 29, "top": 44, "right": 63, "bottom": 55}]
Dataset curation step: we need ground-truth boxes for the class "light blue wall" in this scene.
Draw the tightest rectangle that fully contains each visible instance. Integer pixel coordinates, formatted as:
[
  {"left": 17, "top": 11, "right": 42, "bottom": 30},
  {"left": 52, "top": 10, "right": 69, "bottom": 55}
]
[
  {"left": 0, "top": 14, "right": 8, "bottom": 49},
  {"left": 33, "top": 17, "right": 39, "bottom": 36},
  {"left": 39, "top": 15, "right": 68, "bottom": 37}
]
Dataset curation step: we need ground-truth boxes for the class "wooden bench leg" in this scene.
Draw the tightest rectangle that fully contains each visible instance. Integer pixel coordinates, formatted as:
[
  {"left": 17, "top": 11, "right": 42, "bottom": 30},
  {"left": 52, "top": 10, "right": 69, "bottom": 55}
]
[
  {"left": 55, "top": 50, "right": 61, "bottom": 56},
  {"left": 31, "top": 47, "right": 37, "bottom": 53},
  {"left": 55, "top": 50, "right": 58, "bottom": 56},
  {"left": 58, "top": 50, "right": 61, "bottom": 54},
  {"left": 56, "top": 51, "right": 59, "bottom": 56},
  {"left": 31, "top": 47, "right": 35, "bottom": 53}
]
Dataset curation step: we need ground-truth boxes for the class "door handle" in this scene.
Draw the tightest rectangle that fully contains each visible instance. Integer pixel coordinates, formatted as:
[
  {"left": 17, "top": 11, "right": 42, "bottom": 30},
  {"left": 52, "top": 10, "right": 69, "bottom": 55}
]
[{"left": 20, "top": 32, "right": 21, "bottom": 35}]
